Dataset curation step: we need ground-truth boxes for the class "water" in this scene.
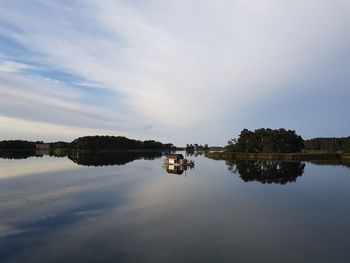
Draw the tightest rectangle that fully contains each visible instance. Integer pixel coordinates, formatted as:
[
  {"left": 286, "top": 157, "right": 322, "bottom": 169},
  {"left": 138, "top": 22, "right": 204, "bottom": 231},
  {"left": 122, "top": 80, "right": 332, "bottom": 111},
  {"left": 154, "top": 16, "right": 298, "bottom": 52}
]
[{"left": 0, "top": 152, "right": 350, "bottom": 263}]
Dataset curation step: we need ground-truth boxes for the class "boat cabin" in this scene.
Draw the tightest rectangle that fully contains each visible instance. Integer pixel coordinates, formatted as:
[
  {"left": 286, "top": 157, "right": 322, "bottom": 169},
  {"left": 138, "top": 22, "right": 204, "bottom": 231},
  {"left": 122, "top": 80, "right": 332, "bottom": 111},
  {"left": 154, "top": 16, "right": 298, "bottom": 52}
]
[{"left": 165, "top": 154, "right": 184, "bottom": 164}]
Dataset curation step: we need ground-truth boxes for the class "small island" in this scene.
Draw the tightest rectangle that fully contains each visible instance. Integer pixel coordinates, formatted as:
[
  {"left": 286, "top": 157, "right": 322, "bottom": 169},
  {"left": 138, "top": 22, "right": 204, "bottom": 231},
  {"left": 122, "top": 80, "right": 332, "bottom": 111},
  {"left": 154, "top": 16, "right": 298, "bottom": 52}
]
[
  {"left": 1, "top": 129, "right": 350, "bottom": 162},
  {"left": 0, "top": 135, "right": 177, "bottom": 158},
  {"left": 206, "top": 128, "right": 350, "bottom": 161}
]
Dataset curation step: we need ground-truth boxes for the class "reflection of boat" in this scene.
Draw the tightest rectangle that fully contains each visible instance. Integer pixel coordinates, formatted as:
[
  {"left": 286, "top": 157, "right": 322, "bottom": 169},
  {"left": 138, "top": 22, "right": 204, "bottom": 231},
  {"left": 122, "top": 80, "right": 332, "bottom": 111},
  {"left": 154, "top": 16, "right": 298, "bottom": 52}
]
[
  {"left": 162, "top": 154, "right": 195, "bottom": 167},
  {"left": 163, "top": 163, "right": 195, "bottom": 175},
  {"left": 165, "top": 165, "right": 186, "bottom": 175}
]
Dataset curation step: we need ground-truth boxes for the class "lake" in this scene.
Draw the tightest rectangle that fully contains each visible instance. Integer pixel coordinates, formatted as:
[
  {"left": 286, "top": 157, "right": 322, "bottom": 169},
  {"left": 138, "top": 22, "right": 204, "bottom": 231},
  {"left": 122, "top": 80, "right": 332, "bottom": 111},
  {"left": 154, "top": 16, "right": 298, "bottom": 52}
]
[{"left": 1, "top": 152, "right": 350, "bottom": 263}]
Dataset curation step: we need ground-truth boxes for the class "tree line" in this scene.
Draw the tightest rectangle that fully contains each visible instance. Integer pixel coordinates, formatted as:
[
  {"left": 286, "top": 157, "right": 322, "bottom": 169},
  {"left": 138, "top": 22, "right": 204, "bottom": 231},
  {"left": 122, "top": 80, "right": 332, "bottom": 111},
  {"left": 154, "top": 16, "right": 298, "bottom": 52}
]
[
  {"left": 304, "top": 137, "right": 350, "bottom": 152},
  {"left": 0, "top": 136, "right": 176, "bottom": 152},
  {"left": 185, "top": 143, "right": 209, "bottom": 152},
  {"left": 70, "top": 136, "right": 175, "bottom": 151},
  {"left": 2, "top": 131, "right": 350, "bottom": 153},
  {"left": 0, "top": 140, "right": 36, "bottom": 150},
  {"left": 226, "top": 128, "right": 304, "bottom": 153}
]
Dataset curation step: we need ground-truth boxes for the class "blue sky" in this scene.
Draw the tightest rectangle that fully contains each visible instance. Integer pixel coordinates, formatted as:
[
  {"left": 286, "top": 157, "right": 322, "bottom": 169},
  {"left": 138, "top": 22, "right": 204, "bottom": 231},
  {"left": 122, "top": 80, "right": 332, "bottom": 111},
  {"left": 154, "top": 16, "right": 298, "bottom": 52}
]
[{"left": 0, "top": 0, "right": 349, "bottom": 146}]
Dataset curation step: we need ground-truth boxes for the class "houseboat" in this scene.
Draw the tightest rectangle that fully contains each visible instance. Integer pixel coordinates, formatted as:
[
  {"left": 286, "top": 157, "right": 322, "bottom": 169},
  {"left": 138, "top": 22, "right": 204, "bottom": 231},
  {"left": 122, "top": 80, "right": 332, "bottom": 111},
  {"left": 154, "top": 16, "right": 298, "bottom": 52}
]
[{"left": 163, "top": 154, "right": 194, "bottom": 167}]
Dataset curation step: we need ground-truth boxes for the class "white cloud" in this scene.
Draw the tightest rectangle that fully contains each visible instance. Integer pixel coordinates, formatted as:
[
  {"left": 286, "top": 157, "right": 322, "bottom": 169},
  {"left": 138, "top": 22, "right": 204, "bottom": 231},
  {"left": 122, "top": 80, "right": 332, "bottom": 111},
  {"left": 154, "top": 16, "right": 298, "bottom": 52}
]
[
  {"left": 0, "top": 59, "right": 29, "bottom": 73},
  {"left": 0, "top": 0, "right": 349, "bottom": 144},
  {"left": 0, "top": 115, "right": 131, "bottom": 142},
  {"left": 0, "top": 72, "right": 153, "bottom": 141}
]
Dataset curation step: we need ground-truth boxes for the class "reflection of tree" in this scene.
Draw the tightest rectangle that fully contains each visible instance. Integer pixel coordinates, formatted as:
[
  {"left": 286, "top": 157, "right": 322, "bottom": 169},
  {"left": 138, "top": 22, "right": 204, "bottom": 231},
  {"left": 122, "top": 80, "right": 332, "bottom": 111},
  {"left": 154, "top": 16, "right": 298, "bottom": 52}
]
[
  {"left": 226, "top": 160, "right": 305, "bottom": 184},
  {"left": 308, "top": 160, "right": 350, "bottom": 168},
  {"left": 68, "top": 151, "right": 162, "bottom": 166},
  {"left": 186, "top": 149, "right": 194, "bottom": 156},
  {"left": 0, "top": 151, "right": 36, "bottom": 160},
  {"left": 185, "top": 151, "right": 203, "bottom": 157}
]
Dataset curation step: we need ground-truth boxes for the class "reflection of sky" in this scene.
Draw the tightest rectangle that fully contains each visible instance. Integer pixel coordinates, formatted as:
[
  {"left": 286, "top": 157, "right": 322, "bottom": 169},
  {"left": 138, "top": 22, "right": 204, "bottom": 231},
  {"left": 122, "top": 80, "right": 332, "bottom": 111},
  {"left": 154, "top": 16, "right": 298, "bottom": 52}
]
[
  {"left": 0, "top": 156, "right": 78, "bottom": 179},
  {"left": 0, "top": 156, "right": 350, "bottom": 262}
]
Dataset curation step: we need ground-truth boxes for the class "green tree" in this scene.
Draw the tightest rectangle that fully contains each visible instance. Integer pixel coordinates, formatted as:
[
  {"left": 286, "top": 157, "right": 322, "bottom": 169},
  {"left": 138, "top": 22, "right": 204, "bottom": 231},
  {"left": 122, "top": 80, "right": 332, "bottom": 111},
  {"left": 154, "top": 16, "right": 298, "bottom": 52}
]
[
  {"left": 342, "top": 141, "right": 350, "bottom": 153},
  {"left": 226, "top": 128, "right": 304, "bottom": 153}
]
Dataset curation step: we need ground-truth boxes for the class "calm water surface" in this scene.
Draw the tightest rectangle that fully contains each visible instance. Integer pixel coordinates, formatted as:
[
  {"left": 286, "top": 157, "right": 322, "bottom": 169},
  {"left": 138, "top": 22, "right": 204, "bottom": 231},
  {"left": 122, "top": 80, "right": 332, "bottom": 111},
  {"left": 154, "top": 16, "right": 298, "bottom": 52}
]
[{"left": 0, "top": 152, "right": 350, "bottom": 263}]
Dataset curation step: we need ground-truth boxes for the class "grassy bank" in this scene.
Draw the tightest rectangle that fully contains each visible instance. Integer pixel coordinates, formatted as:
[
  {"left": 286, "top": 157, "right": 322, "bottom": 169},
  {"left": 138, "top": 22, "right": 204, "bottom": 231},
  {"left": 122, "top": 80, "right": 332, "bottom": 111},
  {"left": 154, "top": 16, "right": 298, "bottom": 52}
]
[{"left": 206, "top": 151, "right": 350, "bottom": 161}]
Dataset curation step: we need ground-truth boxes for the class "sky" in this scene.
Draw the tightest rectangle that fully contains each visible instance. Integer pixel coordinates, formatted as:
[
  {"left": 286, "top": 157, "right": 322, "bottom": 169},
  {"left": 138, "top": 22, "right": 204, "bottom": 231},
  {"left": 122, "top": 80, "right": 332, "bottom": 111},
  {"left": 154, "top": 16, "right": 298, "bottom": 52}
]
[{"left": 0, "top": 0, "right": 349, "bottom": 146}]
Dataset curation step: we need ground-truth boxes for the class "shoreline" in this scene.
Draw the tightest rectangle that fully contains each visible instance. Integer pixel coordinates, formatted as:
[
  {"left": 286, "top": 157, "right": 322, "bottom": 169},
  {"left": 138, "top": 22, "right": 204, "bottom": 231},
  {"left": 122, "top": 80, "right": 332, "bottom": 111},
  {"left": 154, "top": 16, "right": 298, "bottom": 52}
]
[{"left": 205, "top": 151, "right": 350, "bottom": 161}]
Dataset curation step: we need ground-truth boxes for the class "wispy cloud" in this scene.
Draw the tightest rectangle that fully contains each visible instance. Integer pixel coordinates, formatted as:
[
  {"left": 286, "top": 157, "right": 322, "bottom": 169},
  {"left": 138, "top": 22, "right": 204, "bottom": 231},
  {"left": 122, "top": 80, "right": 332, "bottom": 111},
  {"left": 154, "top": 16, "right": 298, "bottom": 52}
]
[
  {"left": 0, "top": 58, "right": 30, "bottom": 73},
  {"left": 0, "top": 0, "right": 349, "bottom": 144},
  {"left": 0, "top": 115, "right": 132, "bottom": 142}
]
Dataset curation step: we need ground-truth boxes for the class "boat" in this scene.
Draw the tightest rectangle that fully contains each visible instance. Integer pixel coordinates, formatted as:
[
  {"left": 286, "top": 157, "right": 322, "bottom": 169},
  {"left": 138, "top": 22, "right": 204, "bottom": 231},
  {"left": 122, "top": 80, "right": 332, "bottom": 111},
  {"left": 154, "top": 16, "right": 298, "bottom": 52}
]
[{"left": 162, "top": 154, "right": 195, "bottom": 167}]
